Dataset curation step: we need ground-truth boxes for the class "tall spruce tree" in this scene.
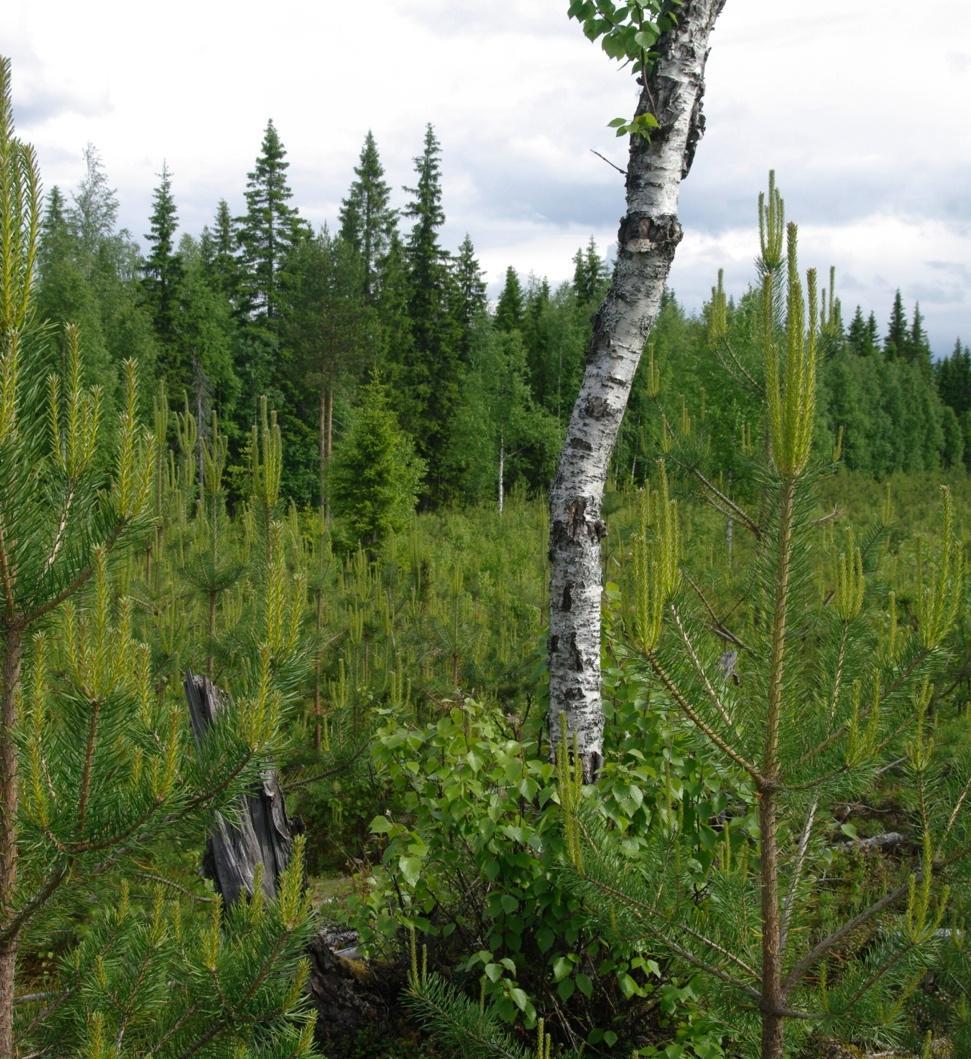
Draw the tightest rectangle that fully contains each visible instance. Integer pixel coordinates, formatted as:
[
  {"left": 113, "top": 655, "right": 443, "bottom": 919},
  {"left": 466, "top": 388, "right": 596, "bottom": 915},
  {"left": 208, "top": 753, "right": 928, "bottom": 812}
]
[
  {"left": 338, "top": 130, "right": 396, "bottom": 303},
  {"left": 494, "top": 266, "right": 525, "bottom": 334},
  {"left": 908, "top": 301, "right": 932, "bottom": 376},
  {"left": 203, "top": 198, "right": 243, "bottom": 308},
  {"left": 450, "top": 234, "right": 487, "bottom": 361},
  {"left": 237, "top": 119, "right": 302, "bottom": 324},
  {"left": 401, "top": 123, "right": 461, "bottom": 496},
  {"left": 884, "top": 289, "right": 909, "bottom": 359},
  {"left": 141, "top": 161, "right": 184, "bottom": 353}
]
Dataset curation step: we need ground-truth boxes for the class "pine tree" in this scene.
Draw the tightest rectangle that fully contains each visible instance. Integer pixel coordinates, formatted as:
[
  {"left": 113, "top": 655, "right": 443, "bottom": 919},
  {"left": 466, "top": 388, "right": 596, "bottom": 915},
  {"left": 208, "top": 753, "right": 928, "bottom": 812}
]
[
  {"left": 338, "top": 130, "right": 396, "bottom": 303},
  {"left": 495, "top": 266, "right": 525, "bottom": 333},
  {"left": 0, "top": 60, "right": 320, "bottom": 1057},
  {"left": 558, "top": 210, "right": 967, "bottom": 1059},
  {"left": 141, "top": 161, "right": 184, "bottom": 352}
]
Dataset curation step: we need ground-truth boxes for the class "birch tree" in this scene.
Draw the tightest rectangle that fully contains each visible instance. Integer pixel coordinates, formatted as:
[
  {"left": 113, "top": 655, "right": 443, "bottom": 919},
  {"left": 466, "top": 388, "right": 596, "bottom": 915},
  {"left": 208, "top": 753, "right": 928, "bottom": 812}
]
[{"left": 549, "top": 0, "right": 727, "bottom": 779}]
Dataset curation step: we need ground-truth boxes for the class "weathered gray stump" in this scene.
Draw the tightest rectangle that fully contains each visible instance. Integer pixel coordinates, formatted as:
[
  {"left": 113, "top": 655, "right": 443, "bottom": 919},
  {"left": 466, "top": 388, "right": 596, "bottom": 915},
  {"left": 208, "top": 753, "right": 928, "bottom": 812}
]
[{"left": 184, "top": 672, "right": 294, "bottom": 905}]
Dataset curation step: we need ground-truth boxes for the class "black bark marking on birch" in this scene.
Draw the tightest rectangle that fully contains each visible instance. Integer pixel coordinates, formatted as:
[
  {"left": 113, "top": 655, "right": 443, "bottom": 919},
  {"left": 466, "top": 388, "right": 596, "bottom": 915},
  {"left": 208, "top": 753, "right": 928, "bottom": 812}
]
[
  {"left": 584, "top": 396, "right": 610, "bottom": 419},
  {"left": 684, "top": 92, "right": 707, "bottom": 177},
  {"left": 549, "top": 635, "right": 559, "bottom": 654},
  {"left": 562, "top": 583, "right": 573, "bottom": 612},
  {"left": 569, "top": 634, "right": 584, "bottom": 673},
  {"left": 569, "top": 436, "right": 594, "bottom": 454}
]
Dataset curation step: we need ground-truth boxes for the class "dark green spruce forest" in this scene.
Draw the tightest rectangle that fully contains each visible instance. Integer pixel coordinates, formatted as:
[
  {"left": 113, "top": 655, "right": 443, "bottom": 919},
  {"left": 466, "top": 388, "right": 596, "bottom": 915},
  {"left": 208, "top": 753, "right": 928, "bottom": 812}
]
[{"left": 0, "top": 5, "right": 970, "bottom": 1057}]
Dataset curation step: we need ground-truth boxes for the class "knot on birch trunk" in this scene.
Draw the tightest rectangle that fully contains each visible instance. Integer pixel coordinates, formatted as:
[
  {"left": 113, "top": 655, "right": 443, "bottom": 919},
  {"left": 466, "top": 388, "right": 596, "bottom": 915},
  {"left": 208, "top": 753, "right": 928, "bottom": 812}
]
[
  {"left": 552, "top": 498, "right": 607, "bottom": 550},
  {"left": 618, "top": 212, "right": 683, "bottom": 256}
]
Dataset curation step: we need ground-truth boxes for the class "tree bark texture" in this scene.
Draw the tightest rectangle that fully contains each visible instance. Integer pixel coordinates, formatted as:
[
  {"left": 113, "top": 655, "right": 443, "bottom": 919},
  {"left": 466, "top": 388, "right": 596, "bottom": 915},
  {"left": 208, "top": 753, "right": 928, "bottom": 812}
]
[
  {"left": 548, "top": 0, "right": 726, "bottom": 780},
  {"left": 184, "top": 673, "right": 294, "bottom": 906}
]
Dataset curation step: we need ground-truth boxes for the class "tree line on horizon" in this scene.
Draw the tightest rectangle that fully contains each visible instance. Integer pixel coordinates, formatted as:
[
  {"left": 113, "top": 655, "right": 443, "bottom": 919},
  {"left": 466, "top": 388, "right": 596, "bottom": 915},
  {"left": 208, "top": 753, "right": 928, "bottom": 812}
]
[{"left": 33, "top": 119, "right": 971, "bottom": 532}]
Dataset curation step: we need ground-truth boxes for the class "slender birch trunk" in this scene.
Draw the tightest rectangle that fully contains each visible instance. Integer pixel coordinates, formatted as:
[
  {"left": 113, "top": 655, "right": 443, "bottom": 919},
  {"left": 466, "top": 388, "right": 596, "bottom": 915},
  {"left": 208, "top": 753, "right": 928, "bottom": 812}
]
[
  {"left": 548, "top": 0, "right": 727, "bottom": 779},
  {"left": 498, "top": 434, "right": 505, "bottom": 516}
]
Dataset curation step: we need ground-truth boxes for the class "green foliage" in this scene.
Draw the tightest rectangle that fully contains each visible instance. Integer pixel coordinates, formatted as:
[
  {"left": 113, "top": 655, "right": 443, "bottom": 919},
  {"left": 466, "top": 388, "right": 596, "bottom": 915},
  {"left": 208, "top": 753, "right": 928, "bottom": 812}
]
[
  {"left": 554, "top": 178, "right": 971, "bottom": 1059},
  {"left": 329, "top": 379, "right": 425, "bottom": 553},
  {"left": 0, "top": 59, "right": 321, "bottom": 1056},
  {"left": 339, "top": 130, "right": 397, "bottom": 304},
  {"left": 141, "top": 161, "right": 184, "bottom": 353},
  {"left": 567, "top": 0, "right": 680, "bottom": 138}
]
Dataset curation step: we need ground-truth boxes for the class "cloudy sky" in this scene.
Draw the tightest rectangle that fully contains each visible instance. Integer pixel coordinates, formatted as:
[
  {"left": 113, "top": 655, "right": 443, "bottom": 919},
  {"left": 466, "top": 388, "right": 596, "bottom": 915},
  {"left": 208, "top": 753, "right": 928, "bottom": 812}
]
[{"left": 7, "top": 0, "right": 970, "bottom": 354}]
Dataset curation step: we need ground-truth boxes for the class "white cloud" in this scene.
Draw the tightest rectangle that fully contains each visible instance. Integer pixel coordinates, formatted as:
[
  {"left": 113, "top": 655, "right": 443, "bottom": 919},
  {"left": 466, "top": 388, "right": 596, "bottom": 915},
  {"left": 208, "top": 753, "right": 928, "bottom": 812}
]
[{"left": 5, "top": 0, "right": 969, "bottom": 352}]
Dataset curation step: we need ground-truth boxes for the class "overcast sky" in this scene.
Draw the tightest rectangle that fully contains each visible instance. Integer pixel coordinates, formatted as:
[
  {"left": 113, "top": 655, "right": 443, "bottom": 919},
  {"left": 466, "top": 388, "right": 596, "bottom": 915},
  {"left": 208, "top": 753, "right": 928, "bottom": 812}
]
[{"left": 7, "top": 0, "right": 970, "bottom": 354}]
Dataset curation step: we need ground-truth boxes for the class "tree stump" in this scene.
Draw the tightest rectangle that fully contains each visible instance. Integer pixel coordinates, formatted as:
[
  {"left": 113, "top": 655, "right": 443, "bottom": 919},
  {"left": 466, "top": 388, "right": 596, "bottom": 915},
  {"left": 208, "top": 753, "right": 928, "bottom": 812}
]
[{"left": 183, "top": 672, "right": 294, "bottom": 905}]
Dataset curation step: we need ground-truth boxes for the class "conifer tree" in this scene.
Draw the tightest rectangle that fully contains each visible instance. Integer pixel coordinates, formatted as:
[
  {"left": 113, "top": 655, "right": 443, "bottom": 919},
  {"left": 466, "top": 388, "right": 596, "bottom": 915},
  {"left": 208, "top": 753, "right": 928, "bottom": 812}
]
[
  {"left": 329, "top": 378, "right": 425, "bottom": 552},
  {"left": 35, "top": 186, "right": 110, "bottom": 379},
  {"left": 339, "top": 130, "right": 396, "bottom": 303},
  {"left": 38, "top": 158, "right": 158, "bottom": 410},
  {"left": 0, "top": 59, "right": 319, "bottom": 1058},
  {"left": 558, "top": 201, "right": 969, "bottom": 1059},
  {"left": 202, "top": 197, "right": 243, "bottom": 309},
  {"left": 141, "top": 162, "right": 184, "bottom": 353},
  {"left": 936, "top": 338, "right": 971, "bottom": 416},
  {"left": 450, "top": 234, "right": 487, "bottom": 361},
  {"left": 908, "top": 302, "right": 932, "bottom": 377},
  {"left": 495, "top": 266, "right": 525, "bottom": 334},
  {"left": 404, "top": 123, "right": 448, "bottom": 348},
  {"left": 846, "top": 305, "right": 878, "bottom": 357},
  {"left": 446, "top": 328, "right": 560, "bottom": 511},
  {"left": 401, "top": 123, "right": 461, "bottom": 495},
  {"left": 884, "top": 289, "right": 909, "bottom": 359},
  {"left": 238, "top": 119, "right": 302, "bottom": 324},
  {"left": 376, "top": 228, "right": 416, "bottom": 384},
  {"left": 173, "top": 235, "right": 240, "bottom": 424},
  {"left": 571, "top": 236, "right": 608, "bottom": 306}
]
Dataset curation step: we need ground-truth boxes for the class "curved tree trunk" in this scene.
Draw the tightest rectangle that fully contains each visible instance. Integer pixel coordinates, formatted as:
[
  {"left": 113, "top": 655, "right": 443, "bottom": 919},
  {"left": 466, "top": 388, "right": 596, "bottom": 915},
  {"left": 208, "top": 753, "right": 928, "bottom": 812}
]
[{"left": 548, "top": 0, "right": 727, "bottom": 781}]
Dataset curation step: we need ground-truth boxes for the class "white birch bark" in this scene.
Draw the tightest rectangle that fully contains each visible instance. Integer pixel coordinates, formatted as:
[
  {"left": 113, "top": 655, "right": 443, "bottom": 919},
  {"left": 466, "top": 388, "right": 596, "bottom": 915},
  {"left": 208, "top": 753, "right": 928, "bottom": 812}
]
[
  {"left": 498, "top": 434, "right": 505, "bottom": 515},
  {"left": 548, "top": 0, "right": 727, "bottom": 780}
]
